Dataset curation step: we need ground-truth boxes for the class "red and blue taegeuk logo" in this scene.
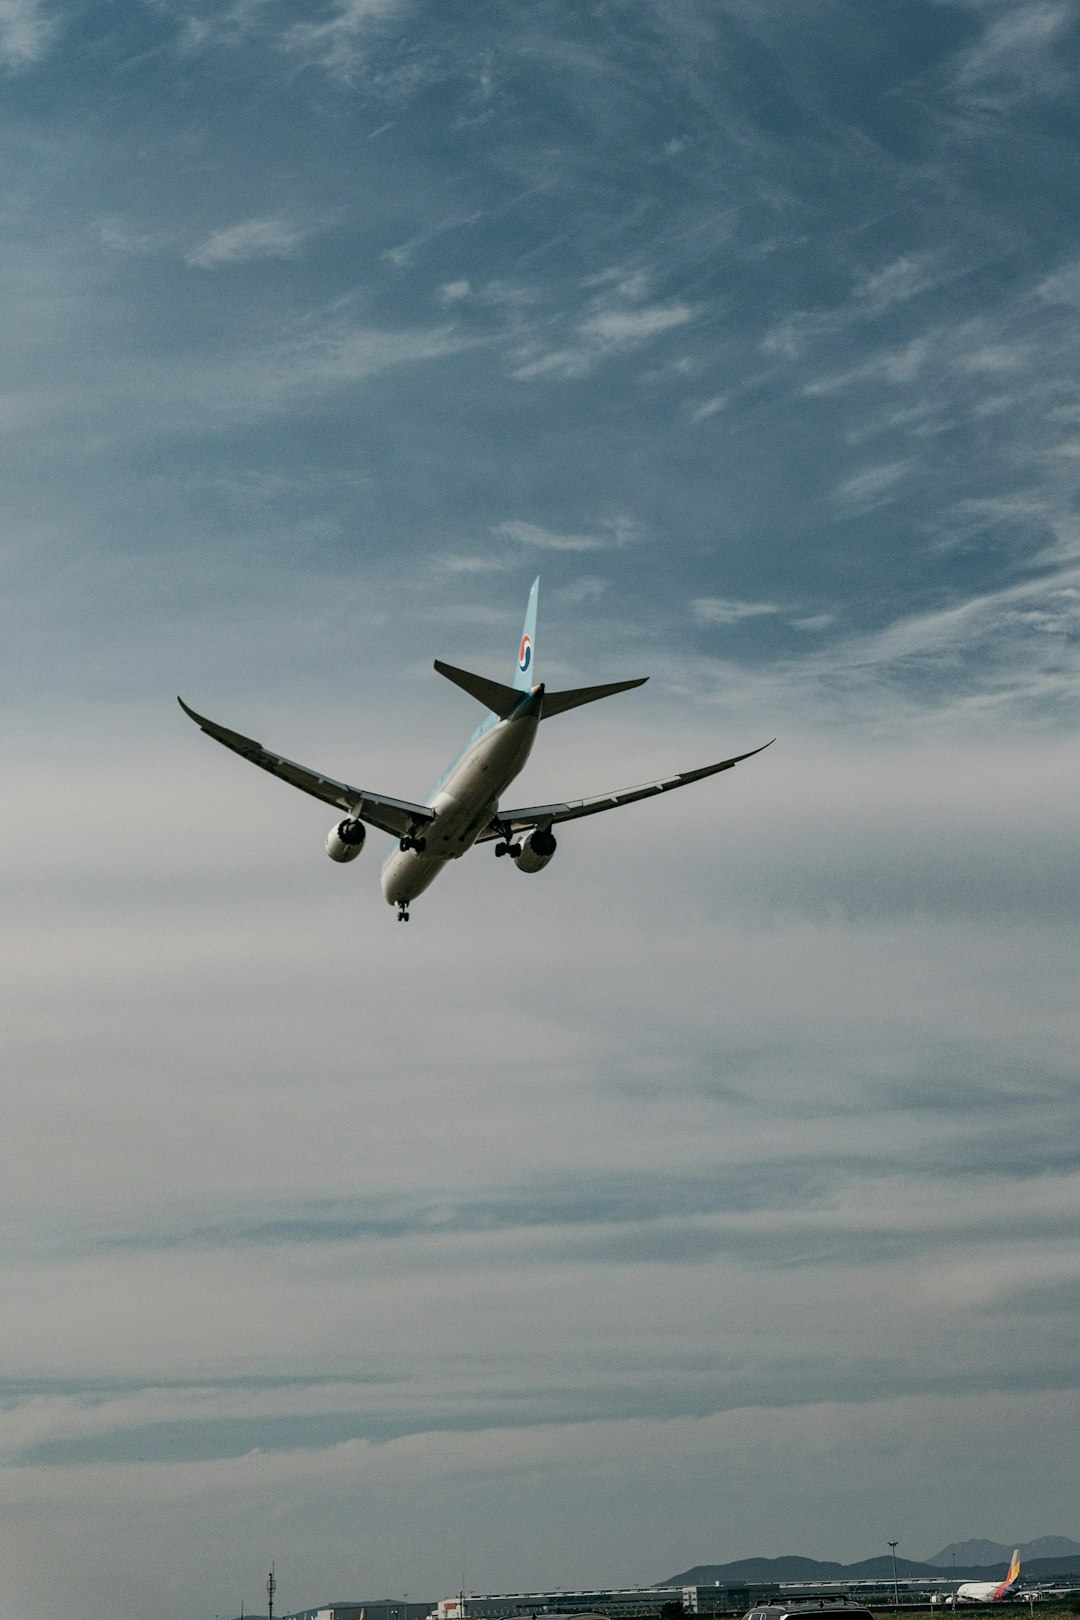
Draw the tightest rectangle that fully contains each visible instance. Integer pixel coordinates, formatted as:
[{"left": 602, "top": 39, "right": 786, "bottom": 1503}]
[{"left": 518, "top": 634, "right": 533, "bottom": 673}]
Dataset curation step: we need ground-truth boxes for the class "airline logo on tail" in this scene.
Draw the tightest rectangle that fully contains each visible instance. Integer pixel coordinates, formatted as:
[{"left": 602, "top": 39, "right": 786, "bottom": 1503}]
[
  {"left": 995, "top": 1553, "right": 1022, "bottom": 1598},
  {"left": 518, "top": 634, "right": 533, "bottom": 674}
]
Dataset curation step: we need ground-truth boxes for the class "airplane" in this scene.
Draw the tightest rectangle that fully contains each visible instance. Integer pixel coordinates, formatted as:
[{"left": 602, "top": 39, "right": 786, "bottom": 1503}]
[
  {"left": 179, "top": 577, "right": 772, "bottom": 920},
  {"left": 945, "top": 1552, "right": 1023, "bottom": 1605}
]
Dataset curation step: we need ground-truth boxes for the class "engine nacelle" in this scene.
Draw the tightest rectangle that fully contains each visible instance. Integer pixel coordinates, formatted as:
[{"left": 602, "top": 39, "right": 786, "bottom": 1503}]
[
  {"left": 326, "top": 818, "right": 366, "bottom": 863},
  {"left": 513, "top": 825, "right": 557, "bottom": 873}
]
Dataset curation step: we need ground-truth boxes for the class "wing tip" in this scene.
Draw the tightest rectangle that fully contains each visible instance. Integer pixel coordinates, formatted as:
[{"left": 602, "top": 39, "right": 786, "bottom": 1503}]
[{"left": 177, "top": 695, "right": 205, "bottom": 726}]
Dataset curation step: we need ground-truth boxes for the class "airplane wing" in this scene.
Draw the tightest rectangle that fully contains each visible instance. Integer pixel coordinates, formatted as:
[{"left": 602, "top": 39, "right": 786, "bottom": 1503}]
[
  {"left": 480, "top": 739, "right": 773, "bottom": 838},
  {"left": 178, "top": 697, "right": 436, "bottom": 841}
]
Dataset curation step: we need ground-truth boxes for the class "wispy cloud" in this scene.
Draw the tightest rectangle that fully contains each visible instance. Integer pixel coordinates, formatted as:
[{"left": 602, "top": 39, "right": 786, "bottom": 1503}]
[
  {"left": 495, "top": 518, "right": 640, "bottom": 552},
  {"left": 687, "top": 393, "right": 728, "bottom": 423},
  {"left": 170, "top": 304, "right": 470, "bottom": 420},
  {"left": 186, "top": 216, "right": 315, "bottom": 269},
  {"left": 852, "top": 254, "right": 945, "bottom": 315},
  {"left": 831, "top": 460, "right": 912, "bottom": 514},
  {"left": 513, "top": 300, "right": 697, "bottom": 381},
  {"left": 951, "top": 0, "right": 1075, "bottom": 108},
  {"left": 0, "top": 0, "right": 56, "bottom": 68},
  {"left": 691, "top": 596, "right": 780, "bottom": 626},
  {"left": 281, "top": 0, "right": 409, "bottom": 79}
]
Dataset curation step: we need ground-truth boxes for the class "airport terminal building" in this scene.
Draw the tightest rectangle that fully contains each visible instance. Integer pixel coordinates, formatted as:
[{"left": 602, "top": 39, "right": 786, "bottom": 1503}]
[{"left": 281, "top": 1577, "right": 961, "bottom": 1620}]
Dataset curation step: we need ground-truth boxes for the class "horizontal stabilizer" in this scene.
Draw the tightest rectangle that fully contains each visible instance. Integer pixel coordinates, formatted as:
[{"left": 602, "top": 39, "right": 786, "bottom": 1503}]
[
  {"left": 434, "top": 660, "right": 524, "bottom": 718},
  {"left": 542, "top": 677, "right": 648, "bottom": 718}
]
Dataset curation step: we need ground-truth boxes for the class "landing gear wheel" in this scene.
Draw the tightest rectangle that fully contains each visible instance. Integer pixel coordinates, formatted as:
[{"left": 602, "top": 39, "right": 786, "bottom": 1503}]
[
  {"left": 494, "top": 842, "right": 508, "bottom": 857},
  {"left": 399, "top": 834, "right": 428, "bottom": 853},
  {"left": 507, "top": 842, "right": 522, "bottom": 858},
  {"left": 396, "top": 902, "right": 410, "bottom": 922}
]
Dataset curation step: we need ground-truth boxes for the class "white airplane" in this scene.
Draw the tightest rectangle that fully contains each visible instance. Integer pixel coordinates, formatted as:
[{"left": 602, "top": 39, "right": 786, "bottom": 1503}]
[
  {"left": 179, "top": 577, "right": 772, "bottom": 920},
  {"left": 949, "top": 1552, "right": 1023, "bottom": 1605}
]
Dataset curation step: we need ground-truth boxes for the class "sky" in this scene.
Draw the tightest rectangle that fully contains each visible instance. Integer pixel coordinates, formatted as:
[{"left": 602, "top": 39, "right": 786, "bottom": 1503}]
[{"left": 2, "top": 0, "right": 1080, "bottom": 1616}]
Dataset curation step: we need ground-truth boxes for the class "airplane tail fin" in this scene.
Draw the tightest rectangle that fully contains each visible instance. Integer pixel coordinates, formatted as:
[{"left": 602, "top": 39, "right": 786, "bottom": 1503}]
[
  {"left": 435, "top": 576, "right": 648, "bottom": 718},
  {"left": 1007, "top": 1553, "right": 1021, "bottom": 1586},
  {"left": 513, "top": 575, "right": 540, "bottom": 691}
]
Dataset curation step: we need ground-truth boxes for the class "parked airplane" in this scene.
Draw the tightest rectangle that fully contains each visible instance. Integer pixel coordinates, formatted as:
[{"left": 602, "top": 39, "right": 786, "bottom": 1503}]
[
  {"left": 179, "top": 577, "right": 772, "bottom": 920},
  {"left": 950, "top": 1552, "right": 1022, "bottom": 1605}
]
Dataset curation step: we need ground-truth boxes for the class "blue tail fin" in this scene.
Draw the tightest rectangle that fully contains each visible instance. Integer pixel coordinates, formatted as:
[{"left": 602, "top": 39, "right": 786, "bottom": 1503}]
[{"left": 513, "top": 577, "right": 539, "bottom": 692}]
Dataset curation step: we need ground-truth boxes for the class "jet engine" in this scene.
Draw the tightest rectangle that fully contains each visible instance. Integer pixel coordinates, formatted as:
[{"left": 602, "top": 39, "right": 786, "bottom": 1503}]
[
  {"left": 513, "top": 826, "right": 557, "bottom": 873},
  {"left": 326, "top": 818, "right": 366, "bottom": 862}
]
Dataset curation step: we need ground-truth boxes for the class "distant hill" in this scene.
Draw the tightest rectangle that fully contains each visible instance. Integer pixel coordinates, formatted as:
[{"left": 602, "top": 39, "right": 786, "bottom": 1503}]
[
  {"left": 929, "top": 1539, "right": 1080, "bottom": 1568},
  {"left": 661, "top": 1558, "right": 933, "bottom": 1586},
  {"left": 660, "top": 1551, "right": 1080, "bottom": 1588}
]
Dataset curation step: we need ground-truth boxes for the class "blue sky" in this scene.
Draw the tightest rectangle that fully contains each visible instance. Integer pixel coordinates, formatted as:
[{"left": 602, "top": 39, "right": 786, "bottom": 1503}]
[{"left": 2, "top": 2, "right": 1080, "bottom": 1617}]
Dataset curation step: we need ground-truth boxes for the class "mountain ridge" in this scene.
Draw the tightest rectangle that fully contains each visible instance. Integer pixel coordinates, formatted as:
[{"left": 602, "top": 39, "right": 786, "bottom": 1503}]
[
  {"left": 661, "top": 1548, "right": 1080, "bottom": 1587},
  {"left": 929, "top": 1540, "right": 1080, "bottom": 1568}
]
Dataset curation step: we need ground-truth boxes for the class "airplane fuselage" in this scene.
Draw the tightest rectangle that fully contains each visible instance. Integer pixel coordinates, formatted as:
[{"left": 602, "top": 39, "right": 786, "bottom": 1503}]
[{"left": 380, "top": 690, "right": 542, "bottom": 908}]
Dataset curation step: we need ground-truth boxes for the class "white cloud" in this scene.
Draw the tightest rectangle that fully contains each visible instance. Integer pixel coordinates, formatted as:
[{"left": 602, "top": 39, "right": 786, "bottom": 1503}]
[
  {"left": 0, "top": 0, "right": 56, "bottom": 68},
  {"left": 282, "top": 0, "right": 407, "bottom": 77},
  {"left": 511, "top": 346, "right": 584, "bottom": 381},
  {"left": 553, "top": 576, "right": 608, "bottom": 606},
  {"left": 96, "top": 217, "right": 168, "bottom": 256},
  {"left": 162, "top": 308, "right": 469, "bottom": 420},
  {"left": 580, "top": 302, "right": 695, "bottom": 349},
  {"left": 691, "top": 596, "right": 780, "bottom": 626},
  {"left": 186, "top": 216, "right": 312, "bottom": 269},
  {"left": 832, "top": 460, "right": 912, "bottom": 513},
  {"left": 436, "top": 554, "right": 510, "bottom": 574},
  {"left": 495, "top": 519, "right": 636, "bottom": 552},
  {"left": 853, "top": 254, "right": 943, "bottom": 314},
  {"left": 804, "top": 338, "right": 930, "bottom": 396},
  {"left": 952, "top": 0, "right": 1073, "bottom": 106},
  {"left": 955, "top": 341, "right": 1033, "bottom": 376},
  {"left": 513, "top": 301, "right": 697, "bottom": 381},
  {"left": 1037, "top": 258, "right": 1080, "bottom": 306},
  {"left": 762, "top": 310, "right": 839, "bottom": 363},
  {"left": 687, "top": 393, "right": 728, "bottom": 423}
]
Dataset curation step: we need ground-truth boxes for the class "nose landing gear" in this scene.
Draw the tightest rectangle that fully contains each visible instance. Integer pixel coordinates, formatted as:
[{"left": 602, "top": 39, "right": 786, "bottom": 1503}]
[{"left": 396, "top": 901, "right": 410, "bottom": 922}]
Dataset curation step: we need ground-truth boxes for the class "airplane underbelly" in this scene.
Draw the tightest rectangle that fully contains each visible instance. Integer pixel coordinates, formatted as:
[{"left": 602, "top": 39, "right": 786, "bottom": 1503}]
[
  {"left": 380, "top": 792, "right": 491, "bottom": 905},
  {"left": 381, "top": 847, "right": 446, "bottom": 904},
  {"left": 379, "top": 715, "right": 537, "bottom": 908}
]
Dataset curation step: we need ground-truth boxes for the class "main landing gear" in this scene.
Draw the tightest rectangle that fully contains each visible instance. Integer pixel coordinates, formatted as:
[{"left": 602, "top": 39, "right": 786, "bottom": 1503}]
[
  {"left": 399, "top": 833, "right": 426, "bottom": 853},
  {"left": 396, "top": 902, "right": 410, "bottom": 922},
  {"left": 492, "top": 821, "right": 521, "bottom": 859}
]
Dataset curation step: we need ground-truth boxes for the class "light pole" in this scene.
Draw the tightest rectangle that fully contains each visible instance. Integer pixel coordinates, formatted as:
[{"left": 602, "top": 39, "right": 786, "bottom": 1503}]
[
  {"left": 268, "top": 1567, "right": 276, "bottom": 1620},
  {"left": 888, "top": 1543, "right": 899, "bottom": 1607}
]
